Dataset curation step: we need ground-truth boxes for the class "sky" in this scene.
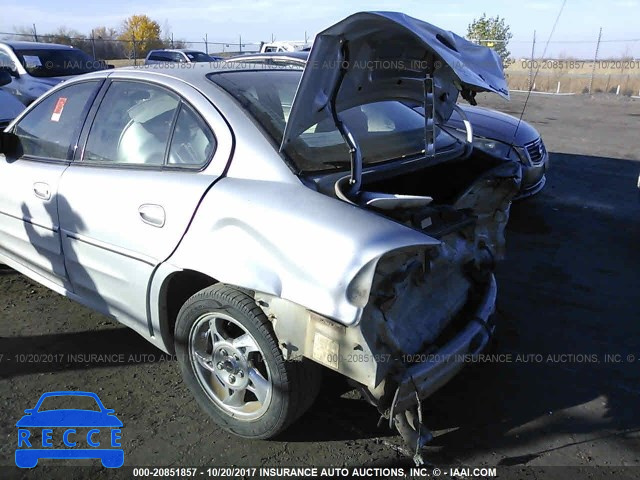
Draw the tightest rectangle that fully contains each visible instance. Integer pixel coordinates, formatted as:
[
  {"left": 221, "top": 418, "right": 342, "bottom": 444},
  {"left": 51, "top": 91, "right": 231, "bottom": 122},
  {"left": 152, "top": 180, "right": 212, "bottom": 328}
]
[{"left": 1, "top": 0, "right": 639, "bottom": 58}]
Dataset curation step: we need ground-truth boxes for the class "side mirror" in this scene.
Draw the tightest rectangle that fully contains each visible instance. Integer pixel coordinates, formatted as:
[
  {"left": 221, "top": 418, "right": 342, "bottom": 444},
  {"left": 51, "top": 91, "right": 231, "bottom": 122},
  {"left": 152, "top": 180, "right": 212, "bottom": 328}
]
[
  {"left": 0, "top": 69, "right": 11, "bottom": 87},
  {"left": 0, "top": 131, "right": 21, "bottom": 157}
]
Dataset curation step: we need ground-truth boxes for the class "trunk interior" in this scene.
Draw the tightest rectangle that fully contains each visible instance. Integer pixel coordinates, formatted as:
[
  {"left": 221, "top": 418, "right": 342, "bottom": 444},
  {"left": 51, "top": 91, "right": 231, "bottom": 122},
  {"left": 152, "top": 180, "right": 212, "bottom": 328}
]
[{"left": 363, "top": 151, "right": 506, "bottom": 205}]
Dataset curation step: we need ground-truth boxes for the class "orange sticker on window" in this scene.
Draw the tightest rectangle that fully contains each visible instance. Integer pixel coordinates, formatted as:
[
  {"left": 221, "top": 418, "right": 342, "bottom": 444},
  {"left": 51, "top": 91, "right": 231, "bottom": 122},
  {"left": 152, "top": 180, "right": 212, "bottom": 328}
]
[{"left": 51, "top": 97, "right": 67, "bottom": 122}]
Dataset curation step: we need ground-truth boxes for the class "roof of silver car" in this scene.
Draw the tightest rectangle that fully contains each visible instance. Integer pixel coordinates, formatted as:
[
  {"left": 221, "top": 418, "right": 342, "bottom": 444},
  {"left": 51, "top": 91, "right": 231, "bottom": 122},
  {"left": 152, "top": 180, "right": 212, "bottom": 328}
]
[
  {"left": 108, "top": 62, "right": 289, "bottom": 76},
  {"left": 1, "top": 41, "right": 76, "bottom": 50}
]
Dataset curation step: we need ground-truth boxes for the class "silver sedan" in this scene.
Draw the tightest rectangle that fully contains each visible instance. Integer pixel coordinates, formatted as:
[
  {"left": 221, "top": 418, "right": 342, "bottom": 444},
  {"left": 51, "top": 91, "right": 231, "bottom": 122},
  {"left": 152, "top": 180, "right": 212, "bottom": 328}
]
[{"left": 0, "top": 12, "right": 521, "bottom": 457}]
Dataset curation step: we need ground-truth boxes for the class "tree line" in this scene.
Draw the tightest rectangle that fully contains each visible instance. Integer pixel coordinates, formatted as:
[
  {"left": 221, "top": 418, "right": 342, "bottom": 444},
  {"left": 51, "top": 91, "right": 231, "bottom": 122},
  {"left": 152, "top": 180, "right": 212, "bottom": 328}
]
[
  {"left": 6, "top": 12, "right": 515, "bottom": 64},
  {"left": 6, "top": 15, "right": 186, "bottom": 60}
]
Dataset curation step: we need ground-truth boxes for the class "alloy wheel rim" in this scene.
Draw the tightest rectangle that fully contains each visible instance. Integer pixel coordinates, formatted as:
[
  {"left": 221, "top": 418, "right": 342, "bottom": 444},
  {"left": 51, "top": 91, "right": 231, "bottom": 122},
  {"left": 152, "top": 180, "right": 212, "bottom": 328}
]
[{"left": 189, "top": 312, "right": 273, "bottom": 420}]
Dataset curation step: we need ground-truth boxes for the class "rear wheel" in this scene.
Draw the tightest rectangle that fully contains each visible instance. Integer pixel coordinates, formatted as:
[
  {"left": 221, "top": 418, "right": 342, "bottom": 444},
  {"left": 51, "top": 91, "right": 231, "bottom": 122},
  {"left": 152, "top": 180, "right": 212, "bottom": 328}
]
[{"left": 174, "top": 284, "right": 322, "bottom": 438}]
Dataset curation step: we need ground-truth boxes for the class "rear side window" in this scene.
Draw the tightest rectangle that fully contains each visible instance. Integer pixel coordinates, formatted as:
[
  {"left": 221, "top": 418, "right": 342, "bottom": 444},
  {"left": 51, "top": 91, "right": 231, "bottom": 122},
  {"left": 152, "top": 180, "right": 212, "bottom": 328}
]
[
  {"left": 83, "top": 81, "right": 179, "bottom": 165},
  {"left": 168, "top": 103, "right": 216, "bottom": 167},
  {"left": 13, "top": 81, "right": 99, "bottom": 160}
]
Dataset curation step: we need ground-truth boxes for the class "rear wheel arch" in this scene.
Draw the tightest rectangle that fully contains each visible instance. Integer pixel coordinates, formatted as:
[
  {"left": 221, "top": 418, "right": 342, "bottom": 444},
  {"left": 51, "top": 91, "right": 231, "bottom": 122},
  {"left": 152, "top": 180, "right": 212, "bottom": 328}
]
[{"left": 159, "top": 269, "right": 219, "bottom": 353}]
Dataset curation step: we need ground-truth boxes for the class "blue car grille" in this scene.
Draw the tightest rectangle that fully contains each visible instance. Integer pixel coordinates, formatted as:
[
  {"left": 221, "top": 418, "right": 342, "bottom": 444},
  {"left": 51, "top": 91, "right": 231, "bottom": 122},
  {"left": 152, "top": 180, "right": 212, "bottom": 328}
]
[{"left": 525, "top": 138, "right": 546, "bottom": 165}]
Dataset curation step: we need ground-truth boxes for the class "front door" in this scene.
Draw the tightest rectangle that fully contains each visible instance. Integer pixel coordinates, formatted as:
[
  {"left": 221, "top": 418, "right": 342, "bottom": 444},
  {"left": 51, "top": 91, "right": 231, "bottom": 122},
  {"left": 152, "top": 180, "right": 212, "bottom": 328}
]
[{"left": 0, "top": 80, "right": 100, "bottom": 290}]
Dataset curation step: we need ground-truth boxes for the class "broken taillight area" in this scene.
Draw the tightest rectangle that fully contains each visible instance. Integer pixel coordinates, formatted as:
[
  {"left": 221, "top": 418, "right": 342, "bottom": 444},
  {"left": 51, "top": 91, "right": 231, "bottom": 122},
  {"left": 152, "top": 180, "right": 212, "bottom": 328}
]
[
  {"left": 358, "top": 228, "right": 491, "bottom": 378},
  {"left": 354, "top": 154, "right": 520, "bottom": 399}
]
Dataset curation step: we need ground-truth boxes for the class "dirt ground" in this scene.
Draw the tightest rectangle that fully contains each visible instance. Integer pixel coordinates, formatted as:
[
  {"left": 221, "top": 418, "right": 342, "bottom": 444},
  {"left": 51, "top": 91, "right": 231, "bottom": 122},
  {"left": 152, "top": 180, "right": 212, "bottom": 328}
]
[{"left": 1, "top": 92, "right": 640, "bottom": 478}]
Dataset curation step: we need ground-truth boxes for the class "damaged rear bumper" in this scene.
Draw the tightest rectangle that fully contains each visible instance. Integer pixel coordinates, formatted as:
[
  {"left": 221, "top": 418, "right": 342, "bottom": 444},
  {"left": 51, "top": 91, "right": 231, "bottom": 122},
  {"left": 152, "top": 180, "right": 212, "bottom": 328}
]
[{"left": 391, "top": 274, "right": 497, "bottom": 414}]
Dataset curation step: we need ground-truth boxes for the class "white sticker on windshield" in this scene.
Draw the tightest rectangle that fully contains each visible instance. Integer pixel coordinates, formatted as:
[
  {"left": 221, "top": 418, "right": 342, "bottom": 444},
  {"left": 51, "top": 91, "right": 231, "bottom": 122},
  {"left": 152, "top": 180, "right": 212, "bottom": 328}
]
[
  {"left": 51, "top": 97, "right": 67, "bottom": 122},
  {"left": 23, "top": 55, "right": 43, "bottom": 68}
]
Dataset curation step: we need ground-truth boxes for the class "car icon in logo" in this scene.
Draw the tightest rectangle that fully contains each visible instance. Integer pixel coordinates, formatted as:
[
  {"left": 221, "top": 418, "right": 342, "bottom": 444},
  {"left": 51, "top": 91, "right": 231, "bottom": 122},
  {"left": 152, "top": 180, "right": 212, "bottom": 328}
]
[{"left": 15, "top": 391, "right": 123, "bottom": 468}]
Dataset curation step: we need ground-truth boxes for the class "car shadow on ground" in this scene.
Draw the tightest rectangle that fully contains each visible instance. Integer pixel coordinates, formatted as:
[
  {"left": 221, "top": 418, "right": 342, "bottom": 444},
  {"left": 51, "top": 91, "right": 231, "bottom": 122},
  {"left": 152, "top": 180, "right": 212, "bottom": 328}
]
[
  {"left": 0, "top": 264, "right": 18, "bottom": 275},
  {"left": 278, "top": 370, "right": 396, "bottom": 442},
  {"left": 0, "top": 327, "right": 171, "bottom": 378}
]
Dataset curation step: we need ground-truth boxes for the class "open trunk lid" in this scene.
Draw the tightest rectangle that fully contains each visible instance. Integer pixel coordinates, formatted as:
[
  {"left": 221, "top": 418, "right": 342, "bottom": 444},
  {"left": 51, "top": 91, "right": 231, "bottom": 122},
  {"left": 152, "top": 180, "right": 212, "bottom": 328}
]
[{"left": 281, "top": 11, "right": 509, "bottom": 149}]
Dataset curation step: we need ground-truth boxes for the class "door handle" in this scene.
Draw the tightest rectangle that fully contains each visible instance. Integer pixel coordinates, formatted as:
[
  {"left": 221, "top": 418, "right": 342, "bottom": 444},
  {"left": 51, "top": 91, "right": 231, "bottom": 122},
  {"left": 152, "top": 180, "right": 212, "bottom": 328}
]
[
  {"left": 33, "top": 182, "right": 51, "bottom": 200},
  {"left": 138, "top": 204, "right": 166, "bottom": 228}
]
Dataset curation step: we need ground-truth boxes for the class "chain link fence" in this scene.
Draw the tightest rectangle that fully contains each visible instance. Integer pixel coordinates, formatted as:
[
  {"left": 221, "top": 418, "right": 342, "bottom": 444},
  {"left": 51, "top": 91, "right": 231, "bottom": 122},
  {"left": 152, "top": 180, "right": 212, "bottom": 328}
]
[
  {"left": 2, "top": 28, "right": 639, "bottom": 96},
  {"left": 0, "top": 30, "right": 262, "bottom": 64}
]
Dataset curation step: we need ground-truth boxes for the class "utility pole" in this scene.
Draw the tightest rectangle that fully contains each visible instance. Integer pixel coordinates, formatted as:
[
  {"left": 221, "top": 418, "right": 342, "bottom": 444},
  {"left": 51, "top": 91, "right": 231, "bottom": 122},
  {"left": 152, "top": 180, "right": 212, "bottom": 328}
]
[
  {"left": 588, "top": 27, "right": 603, "bottom": 94},
  {"left": 171, "top": 33, "right": 174, "bottom": 49},
  {"left": 132, "top": 34, "right": 137, "bottom": 66},
  {"left": 33, "top": 23, "right": 38, "bottom": 42},
  {"left": 528, "top": 30, "right": 536, "bottom": 90},
  {"left": 239, "top": 34, "right": 242, "bottom": 54},
  {"left": 204, "top": 34, "right": 208, "bottom": 55},
  {"left": 91, "top": 29, "right": 96, "bottom": 59}
]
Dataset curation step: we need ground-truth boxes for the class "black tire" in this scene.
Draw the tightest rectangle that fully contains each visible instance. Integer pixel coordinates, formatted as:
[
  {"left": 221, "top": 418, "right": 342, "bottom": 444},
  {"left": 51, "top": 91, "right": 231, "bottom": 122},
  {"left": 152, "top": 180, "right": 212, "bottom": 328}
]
[{"left": 174, "top": 283, "right": 322, "bottom": 439}]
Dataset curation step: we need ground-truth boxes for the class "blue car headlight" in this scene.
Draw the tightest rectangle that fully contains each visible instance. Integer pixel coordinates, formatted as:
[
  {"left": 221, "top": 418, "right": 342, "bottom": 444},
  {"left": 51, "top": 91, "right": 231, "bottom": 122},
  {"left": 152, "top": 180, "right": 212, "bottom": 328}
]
[{"left": 473, "top": 136, "right": 526, "bottom": 163}]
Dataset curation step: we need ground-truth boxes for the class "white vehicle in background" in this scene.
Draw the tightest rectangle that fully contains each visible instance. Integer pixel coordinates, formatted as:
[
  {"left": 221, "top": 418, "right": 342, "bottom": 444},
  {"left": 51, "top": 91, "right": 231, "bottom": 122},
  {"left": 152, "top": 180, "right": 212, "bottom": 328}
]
[{"left": 259, "top": 41, "right": 311, "bottom": 53}]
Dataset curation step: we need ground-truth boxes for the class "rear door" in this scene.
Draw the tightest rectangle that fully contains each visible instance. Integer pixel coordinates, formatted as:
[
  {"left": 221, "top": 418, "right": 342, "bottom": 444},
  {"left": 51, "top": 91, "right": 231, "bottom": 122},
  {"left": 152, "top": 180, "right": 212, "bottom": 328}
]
[
  {"left": 0, "top": 80, "right": 101, "bottom": 289},
  {"left": 57, "top": 76, "right": 232, "bottom": 332}
]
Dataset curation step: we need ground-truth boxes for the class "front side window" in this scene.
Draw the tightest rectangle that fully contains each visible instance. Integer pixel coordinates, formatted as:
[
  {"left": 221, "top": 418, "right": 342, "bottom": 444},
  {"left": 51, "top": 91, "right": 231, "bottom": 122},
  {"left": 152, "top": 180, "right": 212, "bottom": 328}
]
[
  {"left": 84, "top": 81, "right": 180, "bottom": 165},
  {"left": 13, "top": 81, "right": 99, "bottom": 160}
]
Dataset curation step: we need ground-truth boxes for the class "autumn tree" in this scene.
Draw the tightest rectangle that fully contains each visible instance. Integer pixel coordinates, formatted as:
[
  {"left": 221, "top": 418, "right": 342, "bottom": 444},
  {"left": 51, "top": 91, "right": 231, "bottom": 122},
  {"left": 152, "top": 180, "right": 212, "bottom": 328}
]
[
  {"left": 118, "top": 15, "right": 163, "bottom": 60},
  {"left": 467, "top": 14, "right": 513, "bottom": 65}
]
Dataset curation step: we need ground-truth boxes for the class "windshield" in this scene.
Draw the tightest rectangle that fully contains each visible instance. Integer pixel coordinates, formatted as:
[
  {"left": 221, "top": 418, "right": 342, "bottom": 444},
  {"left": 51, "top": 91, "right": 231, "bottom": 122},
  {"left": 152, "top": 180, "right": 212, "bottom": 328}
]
[
  {"left": 209, "top": 70, "right": 456, "bottom": 173},
  {"left": 15, "top": 48, "right": 102, "bottom": 77},
  {"left": 185, "top": 51, "right": 213, "bottom": 62}
]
